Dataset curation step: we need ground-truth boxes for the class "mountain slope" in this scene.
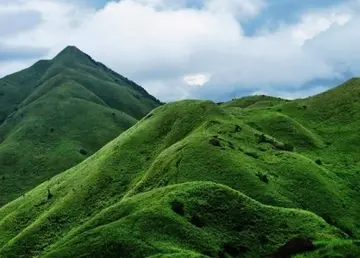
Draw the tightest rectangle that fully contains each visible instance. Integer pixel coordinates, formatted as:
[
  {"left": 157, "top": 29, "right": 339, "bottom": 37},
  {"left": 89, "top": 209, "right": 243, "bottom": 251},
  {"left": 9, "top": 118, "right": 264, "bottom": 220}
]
[
  {"left": 1, "top": 86, "right": 360, "bottom": 257},
  {"left": 0, "top": 46, "right": 161, "bottom": 206}
]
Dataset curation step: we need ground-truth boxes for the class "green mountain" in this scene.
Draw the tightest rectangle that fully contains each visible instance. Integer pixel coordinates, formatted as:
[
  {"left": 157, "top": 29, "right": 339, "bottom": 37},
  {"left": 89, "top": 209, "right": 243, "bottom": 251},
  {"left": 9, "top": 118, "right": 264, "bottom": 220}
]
[
  {"left": 1, "top": 76, "right": 360, "bottom": 257},
  {"left": 0, "top": 46, "right": 161, "bottom": 206}
]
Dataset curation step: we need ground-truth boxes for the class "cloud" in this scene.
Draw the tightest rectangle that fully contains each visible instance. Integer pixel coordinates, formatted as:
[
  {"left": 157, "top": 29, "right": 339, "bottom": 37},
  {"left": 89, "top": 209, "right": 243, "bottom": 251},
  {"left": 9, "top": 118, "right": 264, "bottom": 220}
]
[
  {"left": 290, "top": 10, "right": 352, "bottom": 45},
  {"left": 184, "top": 74, "right": 210, "bottom": 87},
  {"left": 205, "top": 0, "right": 266, "bottom": 18},
  {"left": 0, "top": 44, "right": 48, "bottom": 62},
  {"left": 304, "top": 16, "right": 360, "bottom": 75},
  {"left": 0, "top": 0, "right": 359, "bottom": 101},
  {"left": 0, "top": 8, "right": 42, "bottom": 36}
]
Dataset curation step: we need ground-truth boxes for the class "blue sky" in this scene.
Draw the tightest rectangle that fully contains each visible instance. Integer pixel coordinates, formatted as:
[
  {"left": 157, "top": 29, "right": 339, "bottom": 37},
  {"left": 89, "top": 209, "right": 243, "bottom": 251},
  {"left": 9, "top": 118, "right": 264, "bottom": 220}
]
[
  {"left": 242, "top": 0, "right": 344, "bottom": 35},
  {"left": 0, "top": 0, "right": 359, "bottom": 101}
]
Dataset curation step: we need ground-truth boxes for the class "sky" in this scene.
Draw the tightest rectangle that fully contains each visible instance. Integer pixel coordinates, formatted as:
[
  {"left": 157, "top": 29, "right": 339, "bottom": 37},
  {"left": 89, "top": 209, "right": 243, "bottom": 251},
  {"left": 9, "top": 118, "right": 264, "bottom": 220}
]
[{"left": 0, "top": 0, "right": 359, "bottom": 101}]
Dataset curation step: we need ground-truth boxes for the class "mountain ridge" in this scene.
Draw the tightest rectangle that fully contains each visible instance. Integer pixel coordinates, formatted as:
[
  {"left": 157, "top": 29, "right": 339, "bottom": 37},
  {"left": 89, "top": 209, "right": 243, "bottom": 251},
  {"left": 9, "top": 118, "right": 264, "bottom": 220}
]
[
  {"left": 1, "top": 47, "right": 360, "bottom": 257},
  {"left": 0, "top": 46, "right": 161, "bottom": 206}
]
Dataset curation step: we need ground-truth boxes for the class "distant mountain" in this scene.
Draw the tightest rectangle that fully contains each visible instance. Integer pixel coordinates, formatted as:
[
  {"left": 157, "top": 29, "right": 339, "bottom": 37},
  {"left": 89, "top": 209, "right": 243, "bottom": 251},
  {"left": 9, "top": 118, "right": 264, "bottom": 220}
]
[
  {"left": 0, "top": 46, "right": 161, "bottom": 206},
  {"left": 1, "top": 79, "right": 360, "bottom": 257}
]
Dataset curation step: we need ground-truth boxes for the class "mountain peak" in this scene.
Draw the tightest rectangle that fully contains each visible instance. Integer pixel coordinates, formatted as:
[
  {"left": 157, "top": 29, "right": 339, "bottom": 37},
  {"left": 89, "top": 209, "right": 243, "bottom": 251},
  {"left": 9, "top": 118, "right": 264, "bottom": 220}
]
[
  {"left": 54, "top": 46, "right": 86, "bottom": 59},
  {"left": 58, "top": 45, "right": 83, "bottom": 55},
  {"left": 52, "top": 45, "right": 95, "bottom": 66}
]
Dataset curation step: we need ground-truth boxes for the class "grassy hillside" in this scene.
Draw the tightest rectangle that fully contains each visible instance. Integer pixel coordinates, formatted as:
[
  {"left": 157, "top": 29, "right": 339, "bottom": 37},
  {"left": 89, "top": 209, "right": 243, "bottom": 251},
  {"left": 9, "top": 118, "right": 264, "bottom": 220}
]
[
  {"left": 0, "top": 46, "right": 161, "bottom": 206},
  {"left": 1, "top": 78, "right": 360, "bottom": 258}
]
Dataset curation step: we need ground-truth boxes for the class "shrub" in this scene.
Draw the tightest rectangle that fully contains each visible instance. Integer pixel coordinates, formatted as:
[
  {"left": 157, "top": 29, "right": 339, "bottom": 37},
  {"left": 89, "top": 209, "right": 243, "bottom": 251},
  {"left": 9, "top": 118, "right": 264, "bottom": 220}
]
[
  {"left": 233, "top": 125, "right": 242, "bottom": 132},
  {"left": 209, "top": 137, "right": 221, "bottom": 147},
  {"left": 47, "top": 189, "right": 53, "bottom": 200},
  {"left": 283, "top": 143, "right": 294, "bottom": 152},
  {"left": 171, "top": 200, "right": 184, "bottom": 216},
  {"left": 79, "top": 149, "right": 88, "bottom": 155},
  {"left": 271, "top": 237, "right": 315, "bottom": 258},
  {"left": 245, "top": 151, "right": 259, "bottom": 159},
  {"left": 256, "top": 172, "right": 269, "bottom": 183},
  {"left": 315, "top": 159, "right": 322, "bottom": 165},
  {"left": 258, "top": 134, "right": 267, "bottom": 143},
  {"left": 190, "top": 214, "right": 204, "bottom": 228},
  {"left": 223, "top": 243, "right": 248, "bottom": 257}
]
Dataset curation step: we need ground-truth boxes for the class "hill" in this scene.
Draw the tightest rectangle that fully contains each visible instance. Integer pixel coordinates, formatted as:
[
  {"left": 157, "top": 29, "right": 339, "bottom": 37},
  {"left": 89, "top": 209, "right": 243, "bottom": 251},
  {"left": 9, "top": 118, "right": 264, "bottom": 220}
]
[
  {"left": 0, "top": 46, "right": 161, "bottom": 206},
  {"left": 1, "top": 75, "right": 360, "bottom": 257}
]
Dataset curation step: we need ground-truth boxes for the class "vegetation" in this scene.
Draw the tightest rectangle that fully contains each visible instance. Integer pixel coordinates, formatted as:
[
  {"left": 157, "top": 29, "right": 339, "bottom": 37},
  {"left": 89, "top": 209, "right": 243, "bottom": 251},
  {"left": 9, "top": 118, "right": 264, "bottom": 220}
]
[
  {"left": 1, "top": 47, "right": 360, "bottom": 257},
  {"left": 0, "top": 46, "right": 161, "bottom": 206}
]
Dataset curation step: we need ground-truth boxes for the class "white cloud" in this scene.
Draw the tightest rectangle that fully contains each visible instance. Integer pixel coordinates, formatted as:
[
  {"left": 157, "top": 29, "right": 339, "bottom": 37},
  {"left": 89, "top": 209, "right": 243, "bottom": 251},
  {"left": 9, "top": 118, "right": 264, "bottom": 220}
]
[
  {"left": 205, "top": 0, "right": 266, "bottom": 19},
  {"left": 0, "top": 0, "right": 359, "bottom": 101},
  {"left": 290, "top": 11, "right": 352, "bottom": 45},
  {"left": 184, "top": 74, "right": 210, "bottom": 87}
]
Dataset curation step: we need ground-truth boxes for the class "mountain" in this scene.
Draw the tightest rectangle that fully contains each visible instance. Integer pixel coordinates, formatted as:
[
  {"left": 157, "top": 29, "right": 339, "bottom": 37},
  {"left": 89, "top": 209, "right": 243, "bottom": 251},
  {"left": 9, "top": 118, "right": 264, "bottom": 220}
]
[
  {"left": 1, "top": 78, "right": 360, "bottom": 257},
  {"left": 0, "top": 46, "right": 161, "bottom": 206}
]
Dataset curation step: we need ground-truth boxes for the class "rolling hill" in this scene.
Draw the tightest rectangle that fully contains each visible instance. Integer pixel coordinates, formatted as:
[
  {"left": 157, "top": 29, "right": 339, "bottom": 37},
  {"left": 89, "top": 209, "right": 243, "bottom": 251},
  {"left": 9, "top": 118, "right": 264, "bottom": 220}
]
[
  {"left": 0, "top": 46, "right": 161, "bottom": 206},
  {"left": 1, "top": 77, "right": 360, "bottom": 257}
]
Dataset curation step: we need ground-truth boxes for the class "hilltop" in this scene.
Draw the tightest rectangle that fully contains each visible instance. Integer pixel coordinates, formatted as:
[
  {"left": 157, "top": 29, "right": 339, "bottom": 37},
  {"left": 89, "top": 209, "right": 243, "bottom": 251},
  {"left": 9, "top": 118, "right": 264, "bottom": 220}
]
[
  {"left": 1, "top": 77, "right": 360, "bottom": 257},
  {"left": 0, "top": 46, "right": 161, "bottom": 206}
]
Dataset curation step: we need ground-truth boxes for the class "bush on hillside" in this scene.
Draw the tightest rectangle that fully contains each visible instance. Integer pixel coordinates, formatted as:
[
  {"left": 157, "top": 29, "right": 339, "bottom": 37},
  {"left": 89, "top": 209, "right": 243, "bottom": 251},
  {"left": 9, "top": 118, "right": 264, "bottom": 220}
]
[
  {"left": 256, "top": 172, "right": 269, "bottom": 183},
  {"left": 209, "top": 137, "right": 221, "bottom": 147},
  {"left": 224, "top": 243, "right": 249, "bottom": 257},
  {"left": 47, "top": 188, "right": 53, "bottom": 200},
  {"left": 233, "top": 125, "right": 242, "bottom": 132},
  {"left": 315, "top": 159, "right": 322, "bottom": 165},
  {"left": 270, "top": 237, "right": 315, "bottom": 257},
  {"left": 171, "top": 200, "right": 184, "bottom": 216},
  {"left": 190, "top": 214, "right": 204, "bottom": 228},
  {"left": 79, "top": 149, "right": 88, "bottom": 155},
  {"left": 283, "top": 143, "right": 294, "bottom": 152},
  {"left": 245, "top": 151, "right": 259, "bottom": 159},
  {"left": 258, "top": 134, "right": 268, "bottom": 144}
]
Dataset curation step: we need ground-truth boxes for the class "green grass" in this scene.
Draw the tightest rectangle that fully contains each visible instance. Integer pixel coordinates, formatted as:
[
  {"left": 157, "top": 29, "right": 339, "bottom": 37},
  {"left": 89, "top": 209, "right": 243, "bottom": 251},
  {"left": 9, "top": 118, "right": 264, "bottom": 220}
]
[
  {"left": 0, "top": 46, "right": 161, "bottom": 206},
  {"left": 1, "top": 86, "right": 360, "bottom": 256},
  {"left": 1, "top": 48, "right": 360, "bottom": 257},
  {"left": 0, "top": 181, "right": 342, "bottom": 258}
]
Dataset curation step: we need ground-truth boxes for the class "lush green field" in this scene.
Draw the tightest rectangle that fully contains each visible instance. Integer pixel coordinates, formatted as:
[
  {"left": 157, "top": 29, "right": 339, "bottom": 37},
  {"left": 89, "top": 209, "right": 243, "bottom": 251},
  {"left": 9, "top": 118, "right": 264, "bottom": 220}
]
[
  {"left": 0, "top": 46, "right": 161, "bottom": 206},
  {"left": 1, "top": 47, "right": 360, "bottom": 257}
]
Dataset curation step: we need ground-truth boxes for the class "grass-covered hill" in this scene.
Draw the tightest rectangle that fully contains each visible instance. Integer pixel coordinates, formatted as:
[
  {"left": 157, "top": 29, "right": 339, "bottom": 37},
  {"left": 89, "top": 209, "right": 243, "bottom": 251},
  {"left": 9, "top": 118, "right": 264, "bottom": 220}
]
[
  {"left": 0, "top": 46, "right": 161, "bottom": 206},
  {"left": 1, "top": 78, "right": 360, "bottom": 257}
]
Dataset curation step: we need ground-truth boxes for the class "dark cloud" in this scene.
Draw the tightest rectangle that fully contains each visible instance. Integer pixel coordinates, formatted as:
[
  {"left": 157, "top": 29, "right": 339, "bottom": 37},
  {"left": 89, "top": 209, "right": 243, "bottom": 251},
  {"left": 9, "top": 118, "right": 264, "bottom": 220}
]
[
  {"left": 0, "top": 44, "right": 48, "bottom": 62},
  {"left": 0, "top": 10, "right": 42, "bottom": 36}
]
